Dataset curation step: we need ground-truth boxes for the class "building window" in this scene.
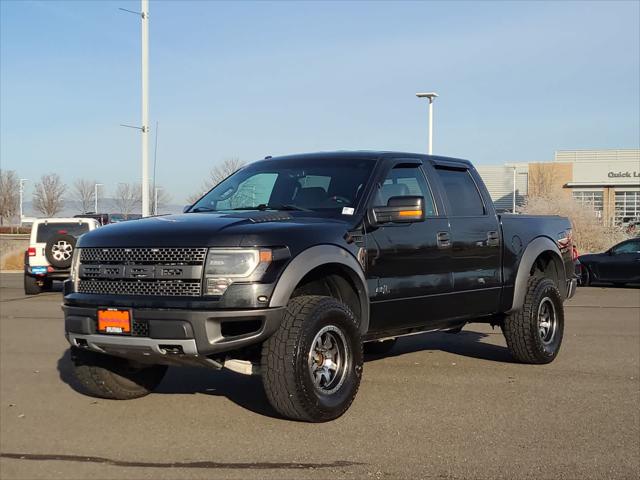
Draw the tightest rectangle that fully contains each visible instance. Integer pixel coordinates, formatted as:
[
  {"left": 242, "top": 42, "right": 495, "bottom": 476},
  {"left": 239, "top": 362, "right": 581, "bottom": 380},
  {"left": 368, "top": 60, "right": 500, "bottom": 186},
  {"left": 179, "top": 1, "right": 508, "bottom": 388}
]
[
  {"left": 615, "top": 191, "right": 640, "bottom": 224},
  {"left": 572, "top": 190, "right": 603, "bottom": 218}
]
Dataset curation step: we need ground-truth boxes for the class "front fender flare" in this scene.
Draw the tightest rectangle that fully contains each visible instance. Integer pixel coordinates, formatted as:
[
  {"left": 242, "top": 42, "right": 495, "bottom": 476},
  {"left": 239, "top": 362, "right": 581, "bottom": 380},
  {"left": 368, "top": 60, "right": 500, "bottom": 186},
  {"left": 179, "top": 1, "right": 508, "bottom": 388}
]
[{"left": 269, "top": 245, "right": 370, "bottom": 334}]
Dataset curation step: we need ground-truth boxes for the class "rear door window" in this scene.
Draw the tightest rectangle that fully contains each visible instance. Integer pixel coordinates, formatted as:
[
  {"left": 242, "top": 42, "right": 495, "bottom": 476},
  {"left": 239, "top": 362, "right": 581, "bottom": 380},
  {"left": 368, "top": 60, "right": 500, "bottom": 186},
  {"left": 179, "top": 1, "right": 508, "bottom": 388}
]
[
  {"left": 36, "top": 223, "right": 90, "bottom": 243},
  {"left": 435, "top": 168, "right": 485, "bottom": 216}
]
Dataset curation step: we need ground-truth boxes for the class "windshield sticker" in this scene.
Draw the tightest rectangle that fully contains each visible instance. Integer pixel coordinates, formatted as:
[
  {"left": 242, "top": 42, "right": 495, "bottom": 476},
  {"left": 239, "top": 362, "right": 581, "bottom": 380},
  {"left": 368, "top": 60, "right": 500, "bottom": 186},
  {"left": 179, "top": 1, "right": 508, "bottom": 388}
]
[{"left": 342, "top": 207, "right": 355, "bottom": 216}]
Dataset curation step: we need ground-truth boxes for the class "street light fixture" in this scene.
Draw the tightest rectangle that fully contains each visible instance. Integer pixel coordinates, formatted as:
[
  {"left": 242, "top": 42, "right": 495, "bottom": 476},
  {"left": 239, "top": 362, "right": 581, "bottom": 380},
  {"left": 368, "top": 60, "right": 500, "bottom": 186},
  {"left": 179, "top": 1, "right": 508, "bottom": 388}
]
[
  {"left": 19, "top": 179, "right": 28, "bottom": 227},
  {"left": 416, "top": 92, "right": 438, "bottom": 155},
  {"left": 94, "top": 183, "right": 103, "bottom": 214}
]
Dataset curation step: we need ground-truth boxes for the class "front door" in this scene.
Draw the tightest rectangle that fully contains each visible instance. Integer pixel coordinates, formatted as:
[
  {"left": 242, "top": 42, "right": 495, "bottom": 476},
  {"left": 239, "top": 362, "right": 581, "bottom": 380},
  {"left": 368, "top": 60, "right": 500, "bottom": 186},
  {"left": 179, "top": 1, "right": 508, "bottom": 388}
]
[{"left": 366, "top": 161, "right": 453, "bottom": 334}]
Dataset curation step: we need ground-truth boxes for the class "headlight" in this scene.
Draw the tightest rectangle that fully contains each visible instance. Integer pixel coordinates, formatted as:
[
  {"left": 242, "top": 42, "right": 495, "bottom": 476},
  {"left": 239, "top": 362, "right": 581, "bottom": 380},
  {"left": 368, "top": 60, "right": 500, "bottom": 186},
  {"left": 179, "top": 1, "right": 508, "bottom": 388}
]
[
  {"left": 203, "top": 248, "right": 272, "bottom": 296},
  {"left": 70, "top": 247, "right": 81, "bottom": 289}
]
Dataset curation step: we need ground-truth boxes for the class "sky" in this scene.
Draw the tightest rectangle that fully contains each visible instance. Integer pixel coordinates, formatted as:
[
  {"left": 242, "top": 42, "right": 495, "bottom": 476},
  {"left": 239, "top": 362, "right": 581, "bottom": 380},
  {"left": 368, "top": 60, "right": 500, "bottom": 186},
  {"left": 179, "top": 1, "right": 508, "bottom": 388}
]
[{"left": 1, "top": 0, "right": 639, "bottom": 205}]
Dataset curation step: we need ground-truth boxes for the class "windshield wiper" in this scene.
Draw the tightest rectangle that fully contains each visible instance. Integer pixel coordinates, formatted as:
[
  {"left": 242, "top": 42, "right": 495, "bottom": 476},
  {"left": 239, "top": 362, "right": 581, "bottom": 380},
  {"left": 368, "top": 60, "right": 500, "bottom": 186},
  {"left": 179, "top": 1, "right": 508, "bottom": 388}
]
[
  {"left": 231, "top": 204, "right": 311, "bottom": 212},
  {"left": 268, "top": 204, "right": 312, "bottom": 212},
  {"left": 190, "top": 206, "right": 218, "bottom": 212}
]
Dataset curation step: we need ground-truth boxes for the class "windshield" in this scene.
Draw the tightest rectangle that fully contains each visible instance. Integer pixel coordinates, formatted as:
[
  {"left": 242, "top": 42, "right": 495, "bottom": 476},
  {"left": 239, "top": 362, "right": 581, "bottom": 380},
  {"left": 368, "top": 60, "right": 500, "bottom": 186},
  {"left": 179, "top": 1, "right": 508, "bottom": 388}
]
[{"left": 190, "top": 156, "right": 377, "bottom": 215}]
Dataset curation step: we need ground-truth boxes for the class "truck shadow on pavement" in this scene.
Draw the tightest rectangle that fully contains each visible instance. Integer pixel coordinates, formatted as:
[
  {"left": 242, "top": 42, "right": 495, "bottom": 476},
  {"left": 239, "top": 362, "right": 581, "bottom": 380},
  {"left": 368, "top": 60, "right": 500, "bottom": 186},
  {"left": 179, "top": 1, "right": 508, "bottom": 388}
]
[
  {"left": 366, "top": 330, "right": 514, "bottom": 364},
  {"left": 57, "top": 330, "right": 511, "bottom": 419}
]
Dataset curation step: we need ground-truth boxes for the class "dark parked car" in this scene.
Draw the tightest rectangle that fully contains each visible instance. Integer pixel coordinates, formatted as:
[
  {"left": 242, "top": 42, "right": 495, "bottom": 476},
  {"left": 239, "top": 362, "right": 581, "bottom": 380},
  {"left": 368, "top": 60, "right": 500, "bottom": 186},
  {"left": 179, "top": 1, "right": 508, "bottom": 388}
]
[
  {"left": 63, "top": 151, "right": 577, "bottom": 422},
  {"left": 578, "top": 238, "right": 640, "bottom": 287}
]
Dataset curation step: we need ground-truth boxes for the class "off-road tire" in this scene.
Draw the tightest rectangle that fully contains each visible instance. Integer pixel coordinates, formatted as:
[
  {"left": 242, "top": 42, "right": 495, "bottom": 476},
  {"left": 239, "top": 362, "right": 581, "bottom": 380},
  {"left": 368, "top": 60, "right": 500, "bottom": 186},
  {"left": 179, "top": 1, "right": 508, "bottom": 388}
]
[
  {"left": 363, "top": 338, "right": 397, "bottom": 355},
  {"left": 261, "top": 295, "right": 363, "bottom": 422},
  {"left": 503, "top": 277, "right": 564, "bottom": 364},
  {"left": 70, "top": 347, "right": 167, "bottom": 400},
  {"left": 45, "top": 233, "right": 76, "bottom": 269},
  {"left": 24, "top": 274, "right": 42, "bottom": 295}
]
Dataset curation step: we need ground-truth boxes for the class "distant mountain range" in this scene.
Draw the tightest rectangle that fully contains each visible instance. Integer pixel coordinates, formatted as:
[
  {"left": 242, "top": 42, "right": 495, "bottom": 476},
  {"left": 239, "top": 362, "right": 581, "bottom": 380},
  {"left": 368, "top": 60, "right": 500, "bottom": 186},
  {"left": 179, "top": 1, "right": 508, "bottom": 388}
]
[{"left": 20, "top": 198, "right": 186, "bottom": 219}]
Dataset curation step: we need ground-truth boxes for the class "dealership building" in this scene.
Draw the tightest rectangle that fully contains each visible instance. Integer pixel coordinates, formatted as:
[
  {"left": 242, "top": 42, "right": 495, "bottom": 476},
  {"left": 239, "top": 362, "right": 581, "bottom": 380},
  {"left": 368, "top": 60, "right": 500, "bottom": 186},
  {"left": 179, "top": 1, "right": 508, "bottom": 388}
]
[{"left": 477, "top": 149, "right": 640, "bottom": 225}]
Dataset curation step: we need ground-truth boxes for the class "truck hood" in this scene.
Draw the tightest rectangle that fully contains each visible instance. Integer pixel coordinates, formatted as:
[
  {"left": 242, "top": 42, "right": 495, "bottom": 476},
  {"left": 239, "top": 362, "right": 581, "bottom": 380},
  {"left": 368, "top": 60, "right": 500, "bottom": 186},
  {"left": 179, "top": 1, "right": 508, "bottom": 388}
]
[{"left": 77, "top": 212, "right": 355, "bottom": 249}]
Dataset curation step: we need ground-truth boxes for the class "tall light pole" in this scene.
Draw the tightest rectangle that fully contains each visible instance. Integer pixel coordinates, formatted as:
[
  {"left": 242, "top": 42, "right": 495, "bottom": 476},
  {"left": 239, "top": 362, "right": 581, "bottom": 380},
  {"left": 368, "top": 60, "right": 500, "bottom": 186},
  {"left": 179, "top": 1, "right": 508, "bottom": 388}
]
[
  {"left": 416, "top": 92, "right": 438, "bottom": 155},
  {"left": 141, "top": 0, "right": 150, "bottom": 217},
  {"left": 94, "top": 183, "right": 103, "bottom": 213},
  {"left": 19, "top": 179, "right": 28, "bottom": 226},
  {"left": 154, "top": 186, "right": 162, "bottom": 216}
]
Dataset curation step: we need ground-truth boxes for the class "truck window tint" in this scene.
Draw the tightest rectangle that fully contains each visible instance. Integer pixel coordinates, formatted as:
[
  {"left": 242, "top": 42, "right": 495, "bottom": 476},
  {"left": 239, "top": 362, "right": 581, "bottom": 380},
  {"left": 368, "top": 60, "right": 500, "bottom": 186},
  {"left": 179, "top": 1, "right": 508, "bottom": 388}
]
[
  {"left": 216, "top": 173, "right": 278, "bottom": 210},
  {"left": 436, "top": 168, "right": 485, "bottom": 216},
  {"left": 192, "top": 157, "right": 376, "bottom": 213},
  {"left": 374, "top": 166, "right": 436, "bottom": 216},
  {"left": 36, "top": 223, "right": 89, "bottom": 243},
  {"left": 300, "top": 175, "right": 331, "bottom": 192}
]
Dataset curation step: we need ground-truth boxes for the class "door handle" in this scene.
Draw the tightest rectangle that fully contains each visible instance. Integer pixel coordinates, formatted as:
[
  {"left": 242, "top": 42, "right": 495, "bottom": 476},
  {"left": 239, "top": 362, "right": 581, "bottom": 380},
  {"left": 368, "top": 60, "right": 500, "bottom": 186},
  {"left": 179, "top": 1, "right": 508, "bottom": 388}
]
[
  {"left": 437, "top": 231, "right": 451, "bottom": 249},
  {"left": 487, "top": 231, "right": 500, "bottom": 247}
]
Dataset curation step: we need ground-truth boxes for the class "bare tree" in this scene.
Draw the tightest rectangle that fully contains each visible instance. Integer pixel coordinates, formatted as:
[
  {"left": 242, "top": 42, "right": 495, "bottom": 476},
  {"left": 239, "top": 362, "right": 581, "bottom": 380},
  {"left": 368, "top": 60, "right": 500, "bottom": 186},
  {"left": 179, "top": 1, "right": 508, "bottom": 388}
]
[
  {"left": 0, "top": 169, "right": 20, "bottom": 225},
  {"left": 33, "top": 173, "right": 66, "bottom": 217},
  {"left": 188, "top": 157, "right": 246, "bottom": 204},
  {"left": 112, "top": 183, "right": 142, "bottom": 219},
  {"left": 523, "top": 190, "right": 629, "bottom": 253},
  {"left": 528, "top": 163, "right": 560, "bottom": 199},
  {"left": 72, "top": 179, "right": 96, "bottom": 214},
  {"left": 150, "top": 187, "right": 172, "bottom": 215}
]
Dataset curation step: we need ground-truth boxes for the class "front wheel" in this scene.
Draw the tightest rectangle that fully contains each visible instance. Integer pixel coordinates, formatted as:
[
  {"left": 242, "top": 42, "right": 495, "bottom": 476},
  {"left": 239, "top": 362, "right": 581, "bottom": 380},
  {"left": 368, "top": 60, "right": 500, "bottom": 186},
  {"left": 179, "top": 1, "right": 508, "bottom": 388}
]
[
  {"left": 70, "top": 348, "right": 167, "bottom": 399},
  {"left": 502, "top": 277, "right": 564, "bottom": 364},
  {"left": 261, "top": 295, "right": 363, "bottom": 422}
]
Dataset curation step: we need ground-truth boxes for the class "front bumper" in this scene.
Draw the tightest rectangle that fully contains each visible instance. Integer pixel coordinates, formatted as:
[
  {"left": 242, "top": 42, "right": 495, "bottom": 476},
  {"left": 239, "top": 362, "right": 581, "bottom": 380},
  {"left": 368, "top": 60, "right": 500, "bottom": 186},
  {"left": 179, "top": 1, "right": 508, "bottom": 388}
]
[{"left": 63, "top": 304, "right": 284, "bottom": 366}]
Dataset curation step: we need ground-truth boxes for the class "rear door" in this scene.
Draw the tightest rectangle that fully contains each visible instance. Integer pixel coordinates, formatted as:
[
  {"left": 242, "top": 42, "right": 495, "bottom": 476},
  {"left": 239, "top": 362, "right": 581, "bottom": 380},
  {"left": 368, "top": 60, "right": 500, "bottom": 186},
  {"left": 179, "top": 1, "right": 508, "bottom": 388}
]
[
  {"left": 365, "top": 160, "right": 454, "bottom": 333},
  {"left": 432, "top": 164, "right": 502, "bottom": 318}
]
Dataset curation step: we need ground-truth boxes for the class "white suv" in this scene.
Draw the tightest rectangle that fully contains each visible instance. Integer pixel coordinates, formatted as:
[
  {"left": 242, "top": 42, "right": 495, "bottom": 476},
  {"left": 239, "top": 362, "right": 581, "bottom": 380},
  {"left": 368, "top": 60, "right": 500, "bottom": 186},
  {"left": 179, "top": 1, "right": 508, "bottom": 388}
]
[{"left": 24, "top": 217, "right": 100, "bottom": 295}]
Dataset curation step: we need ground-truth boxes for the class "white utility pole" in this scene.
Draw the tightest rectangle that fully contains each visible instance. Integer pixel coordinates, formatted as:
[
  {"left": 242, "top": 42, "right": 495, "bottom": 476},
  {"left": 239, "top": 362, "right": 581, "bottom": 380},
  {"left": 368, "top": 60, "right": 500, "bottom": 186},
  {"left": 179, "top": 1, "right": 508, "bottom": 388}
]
[
  {"left": 416, "top": 92, "right": 438, "bottom": 155},
  {"left": 19, "top": 179, "right": 28, "bottom": 226},
  {"left": 141, "top": 0, "right": 150, "bottom": 217},
  {"left": 512, "top": 167, "right": 517, "bottom": 213},
  {"left": 94, "top": 183, "right": 103, "bottom": 213}
]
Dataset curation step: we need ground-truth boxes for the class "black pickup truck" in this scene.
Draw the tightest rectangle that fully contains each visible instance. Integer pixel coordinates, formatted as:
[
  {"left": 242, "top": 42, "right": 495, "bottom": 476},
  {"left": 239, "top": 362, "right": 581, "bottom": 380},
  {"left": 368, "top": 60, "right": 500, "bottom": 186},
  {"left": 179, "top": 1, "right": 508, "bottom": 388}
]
[{"left": 63, "top": 151, "right": 577, "bottom": 422}]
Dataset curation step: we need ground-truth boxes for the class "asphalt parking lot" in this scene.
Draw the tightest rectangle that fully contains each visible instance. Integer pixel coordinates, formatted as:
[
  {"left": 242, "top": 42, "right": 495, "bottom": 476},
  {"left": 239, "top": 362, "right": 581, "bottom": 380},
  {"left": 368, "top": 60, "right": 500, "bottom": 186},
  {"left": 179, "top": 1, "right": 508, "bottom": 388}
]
[{"left": 0, "top": 272, "right": 638, "bottom": 480}]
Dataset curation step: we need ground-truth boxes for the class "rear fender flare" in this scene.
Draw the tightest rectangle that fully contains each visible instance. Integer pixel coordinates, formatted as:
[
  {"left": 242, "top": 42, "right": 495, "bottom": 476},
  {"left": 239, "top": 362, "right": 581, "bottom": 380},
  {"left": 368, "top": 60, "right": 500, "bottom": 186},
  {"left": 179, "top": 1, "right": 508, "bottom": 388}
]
[{"left": 508, "top": 236, "right": 566, "bottom": 313}]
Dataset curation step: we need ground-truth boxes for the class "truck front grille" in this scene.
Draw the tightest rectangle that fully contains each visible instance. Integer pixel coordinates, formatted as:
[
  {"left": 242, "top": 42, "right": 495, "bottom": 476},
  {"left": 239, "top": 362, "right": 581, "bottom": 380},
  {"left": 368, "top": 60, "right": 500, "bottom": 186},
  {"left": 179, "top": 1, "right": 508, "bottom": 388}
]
[
  {"left": 77, "top": 279, "right": 202, "bottom": 297},
  {"left": 80, "top": 247, "right": 207, "bottom": 264},
  {"left": 77, "top": 247, "right": 206, "bottom": 297}
]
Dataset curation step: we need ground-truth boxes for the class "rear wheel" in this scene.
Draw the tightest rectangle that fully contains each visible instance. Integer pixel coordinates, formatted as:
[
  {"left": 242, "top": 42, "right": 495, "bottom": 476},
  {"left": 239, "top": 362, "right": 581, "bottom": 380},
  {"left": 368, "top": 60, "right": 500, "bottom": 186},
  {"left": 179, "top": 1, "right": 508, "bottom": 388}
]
[
  {"left": 24, "top": 274, "right": 42, "bottom": 295},
  {"left": 70, "top": 347, "right": 167, "bottom": 400},
  {"left": 502, "top": 277, "right": 564, "bottom": 364},
  {"left": 261, "top": 295, "right": 363, "bottom": 422}
]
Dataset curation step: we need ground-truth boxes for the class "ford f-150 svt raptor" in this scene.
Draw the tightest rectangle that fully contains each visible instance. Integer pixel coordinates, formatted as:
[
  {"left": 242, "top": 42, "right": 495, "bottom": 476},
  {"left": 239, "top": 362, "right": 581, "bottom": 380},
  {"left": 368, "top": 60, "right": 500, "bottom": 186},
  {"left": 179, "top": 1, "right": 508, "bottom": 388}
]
[{"left": 63, "top": 151, "right": 577, "bottom": 422}]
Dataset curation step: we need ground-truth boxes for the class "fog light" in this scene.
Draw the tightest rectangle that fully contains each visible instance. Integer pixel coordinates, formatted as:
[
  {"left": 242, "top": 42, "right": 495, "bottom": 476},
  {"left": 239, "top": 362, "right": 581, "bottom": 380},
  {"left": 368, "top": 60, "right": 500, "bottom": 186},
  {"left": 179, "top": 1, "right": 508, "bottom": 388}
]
[{"left": 206, "top": 278, "right": 232, "bottom": 296}]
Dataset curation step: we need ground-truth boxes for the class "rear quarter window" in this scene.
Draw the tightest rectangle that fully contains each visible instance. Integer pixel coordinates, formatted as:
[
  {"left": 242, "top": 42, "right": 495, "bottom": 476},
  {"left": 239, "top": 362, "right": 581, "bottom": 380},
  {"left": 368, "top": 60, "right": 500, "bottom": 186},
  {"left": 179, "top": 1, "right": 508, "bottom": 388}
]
[{"left": 35, "top": 223, "right": 90, "bottom": 243}]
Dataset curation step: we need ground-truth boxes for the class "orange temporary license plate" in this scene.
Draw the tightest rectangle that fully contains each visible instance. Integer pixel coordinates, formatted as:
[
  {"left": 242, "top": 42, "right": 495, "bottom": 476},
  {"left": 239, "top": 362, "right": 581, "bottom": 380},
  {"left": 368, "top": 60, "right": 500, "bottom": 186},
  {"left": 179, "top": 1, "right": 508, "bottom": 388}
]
[{"left": 97, "top": 309, "right": 131, "bottom": 334}]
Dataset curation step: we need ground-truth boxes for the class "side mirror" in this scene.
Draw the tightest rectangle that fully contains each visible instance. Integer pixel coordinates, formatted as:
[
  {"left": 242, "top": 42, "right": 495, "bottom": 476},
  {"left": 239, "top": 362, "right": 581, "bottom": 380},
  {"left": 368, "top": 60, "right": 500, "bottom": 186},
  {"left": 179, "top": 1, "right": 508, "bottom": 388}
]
[
  {"left": 183, "top": 205, "right": 191, "bottom": 213},
  {"left": 372, "top": 196, "right": 426, "bottom": 224}
]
